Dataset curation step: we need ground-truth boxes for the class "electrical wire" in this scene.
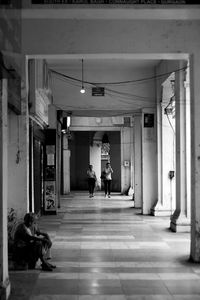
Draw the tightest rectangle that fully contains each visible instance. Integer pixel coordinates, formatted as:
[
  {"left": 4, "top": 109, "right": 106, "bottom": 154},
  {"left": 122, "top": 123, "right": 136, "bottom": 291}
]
[
  {"left": 52, "top": 72, "right": 152, "bottom": 100},
  {"left": 50, "top": 67, "right": 189, "bottom": 105},
  {"left": 51, "top": 71, "right": 156, "bottom": 103},
  {"left": 51, "top": 73, "right": 184, "bottom": 132},
  {"left": 50, "top": 66, "right": 187, "bottom": 86}
]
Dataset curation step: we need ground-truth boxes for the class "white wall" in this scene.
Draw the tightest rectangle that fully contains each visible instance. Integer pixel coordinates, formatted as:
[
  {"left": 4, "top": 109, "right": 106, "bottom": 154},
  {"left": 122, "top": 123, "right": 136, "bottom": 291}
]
[
  {"left": 161, "top": 76, "right": 176, "bottom": 214},
  {"left": 121, "top": 127, "right": 133, "bottom": 194},
  {"left": 71, "top": 117, "right": 123, "bottom": 128},
  {"left": 134, "top": 114, "right": 142, "bottom": 208}
]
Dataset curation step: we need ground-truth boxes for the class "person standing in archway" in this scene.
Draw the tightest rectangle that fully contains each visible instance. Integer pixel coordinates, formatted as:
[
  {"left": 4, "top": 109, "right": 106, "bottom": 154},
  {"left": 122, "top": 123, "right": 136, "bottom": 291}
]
[
  {"left": 87, "top": 164, "right": 97, "bottom": 198},
  {"left": 103, "top": 162, "right": 113, "bottom": 198}
]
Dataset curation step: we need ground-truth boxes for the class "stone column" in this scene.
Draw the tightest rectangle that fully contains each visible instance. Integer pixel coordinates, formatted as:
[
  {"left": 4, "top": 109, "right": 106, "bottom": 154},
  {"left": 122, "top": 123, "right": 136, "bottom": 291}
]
[
  {"left": 0, "top": 79, "right": 11, "bottom": 299},
  {"left": 56, "top": 125, "right": 61, "bottom": 208},
  {"left": 152, "top": 76, "right": 176, "bottom": 217},
  {"left": 141, "top": 108, "right": 157, "bottom": 215},
  {"left": 151, "top": 98, "right": 163, "bottom": 216},
  {"left": 170, "top": 62, "right": 190, "bottom": 232},
  {"left": 90, "top": 140, "right": 101, "bottom": 191},
  {"left": 121, "top": 127, "right": 132, "bottom": 194},
  {"left": 190, "top": 55, "right": 200, "bottom": 261},
  {"left": 63, "top": 134, "right": 71, "bottom": 194},
  {"left": 133, "top": 113, "right": 142, "bottom": 208}
]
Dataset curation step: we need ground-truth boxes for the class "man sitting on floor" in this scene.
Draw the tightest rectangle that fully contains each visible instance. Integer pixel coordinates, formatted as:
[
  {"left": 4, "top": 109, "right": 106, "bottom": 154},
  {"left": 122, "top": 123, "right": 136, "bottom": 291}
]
[{"left": 13, "top": 212, "right": 56, "bottom": 271}]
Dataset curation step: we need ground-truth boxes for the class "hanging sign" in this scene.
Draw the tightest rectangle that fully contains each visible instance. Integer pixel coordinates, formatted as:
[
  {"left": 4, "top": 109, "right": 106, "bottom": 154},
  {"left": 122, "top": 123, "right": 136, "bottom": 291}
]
[{"left": 92, "top": 87, "right": 105, "bottom": 96}]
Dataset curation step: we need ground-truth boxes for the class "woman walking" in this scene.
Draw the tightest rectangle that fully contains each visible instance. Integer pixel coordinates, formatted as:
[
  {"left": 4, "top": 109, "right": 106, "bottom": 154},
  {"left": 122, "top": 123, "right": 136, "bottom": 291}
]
[
  {"left": 103, "top": 162, "right": 113, "bottom": 198},
  {"left": 87, "top": 164, "right": 97, "bottom": 198}
]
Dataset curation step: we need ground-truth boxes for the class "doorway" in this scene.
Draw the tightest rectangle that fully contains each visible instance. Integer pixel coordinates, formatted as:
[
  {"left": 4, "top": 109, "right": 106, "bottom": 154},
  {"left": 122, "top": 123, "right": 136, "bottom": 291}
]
[{"left": 69, "top": 130, "right": 121, "bottom": 192}]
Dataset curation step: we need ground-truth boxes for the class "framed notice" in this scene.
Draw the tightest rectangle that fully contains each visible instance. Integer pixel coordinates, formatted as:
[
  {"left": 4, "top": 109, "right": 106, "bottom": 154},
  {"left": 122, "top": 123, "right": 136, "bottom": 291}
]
[
  {"left": 44, "top": 166, "right": 56, "bottom": 181},
  {"left": 46, "top": 145, "right": 55, "bottom": 154},
  {"left": 144, "top": 113, "right": 154, "bottom": 128},
  {"left": 44, "top": 181, "right": 56, "bottom": 211},
  {"left": 47, "top": 153, "right": 55, "bottom": 166}
]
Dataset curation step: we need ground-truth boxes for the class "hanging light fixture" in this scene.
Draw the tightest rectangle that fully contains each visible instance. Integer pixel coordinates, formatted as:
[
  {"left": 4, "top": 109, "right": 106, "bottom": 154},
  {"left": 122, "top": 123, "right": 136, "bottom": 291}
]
[
  {"left": 62, "top": 112, "right": 72, "bottom": 134},
  {"left": 80, "top": 59, "right": 85, "bottom": 94},
  {"left": 61, "top": 117, "right": 67, "bottom": 133}
]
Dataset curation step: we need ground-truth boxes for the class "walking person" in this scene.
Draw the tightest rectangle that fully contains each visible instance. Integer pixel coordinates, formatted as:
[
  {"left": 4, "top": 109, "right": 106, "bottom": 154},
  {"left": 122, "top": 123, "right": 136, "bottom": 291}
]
[
  {"left": 103, "top": 162, "right": 113, "bottom": 198},
  {"left": 87, "top": 164, "right": 97, "bottom": 198}
]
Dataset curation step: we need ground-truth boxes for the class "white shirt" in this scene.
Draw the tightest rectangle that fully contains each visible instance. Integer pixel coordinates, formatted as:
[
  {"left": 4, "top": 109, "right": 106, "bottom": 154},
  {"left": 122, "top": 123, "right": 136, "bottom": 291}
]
[{"left": 104, "top": 166, "right": 113, "bottom": 180}]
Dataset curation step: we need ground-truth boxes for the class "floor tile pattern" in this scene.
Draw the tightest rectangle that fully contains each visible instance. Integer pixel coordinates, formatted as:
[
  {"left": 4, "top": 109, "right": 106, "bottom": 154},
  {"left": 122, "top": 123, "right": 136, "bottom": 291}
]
[{"left": 9, "top": 192, "right": 200, "bottom": 300}]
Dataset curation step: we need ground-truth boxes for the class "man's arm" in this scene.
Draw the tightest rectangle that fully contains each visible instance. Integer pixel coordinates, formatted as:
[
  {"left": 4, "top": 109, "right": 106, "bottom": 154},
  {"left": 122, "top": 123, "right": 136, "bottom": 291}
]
[{"left": 35, "top": 227, "right": 50, "bottom": 239}]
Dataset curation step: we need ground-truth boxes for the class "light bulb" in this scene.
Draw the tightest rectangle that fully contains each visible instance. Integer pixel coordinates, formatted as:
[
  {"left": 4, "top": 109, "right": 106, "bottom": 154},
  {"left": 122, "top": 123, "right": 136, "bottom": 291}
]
[
  {"left": 67, "top": 116, "right": 71, "bottom": 127},
  {"left": 80, "top": 87, "right": 85, "bottom": 94}
]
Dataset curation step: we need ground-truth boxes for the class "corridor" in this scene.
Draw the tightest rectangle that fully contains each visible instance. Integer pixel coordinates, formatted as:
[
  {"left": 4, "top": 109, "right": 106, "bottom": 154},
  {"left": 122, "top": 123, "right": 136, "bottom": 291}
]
[{"left": 9, "top": 192, "right": 200, "bottom": 300}]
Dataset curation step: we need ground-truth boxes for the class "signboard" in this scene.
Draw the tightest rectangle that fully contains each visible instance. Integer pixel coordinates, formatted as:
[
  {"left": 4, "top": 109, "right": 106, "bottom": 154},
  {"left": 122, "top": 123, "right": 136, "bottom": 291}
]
[
  {"left": 144, "top": 113, "right": 154, "bottom": 128},
  {"left": 92, "top": 87, "right": 105, "bottom": 96},
  {"left": 32, "top": 0, "right": 199, "bottom": 4}
]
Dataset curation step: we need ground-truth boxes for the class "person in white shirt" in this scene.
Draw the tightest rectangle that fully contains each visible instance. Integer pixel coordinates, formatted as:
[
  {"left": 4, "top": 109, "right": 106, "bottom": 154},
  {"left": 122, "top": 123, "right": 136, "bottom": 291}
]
[
  {"left": 87, "top": 164, "right": 97, "bottom": 198},
  {"left": 103, "top": 162, "right": 113, "bottom": 198}
]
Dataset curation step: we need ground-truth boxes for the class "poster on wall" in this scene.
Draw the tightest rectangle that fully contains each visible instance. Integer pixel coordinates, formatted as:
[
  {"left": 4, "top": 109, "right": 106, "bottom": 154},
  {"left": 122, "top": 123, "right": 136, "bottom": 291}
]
[
  {"left": 47, "top": 153, "right": 55, "bottom": 166},
  {"left": 46, "top": 145, "right": 55, "bottom": 154},
  {"left": 44, "top": 181, "right": 56, "bottom": 211},
  {"left": 144, "top": 113, "right": 154, "bottom": 128},
  {"left": 45, "top": 166, "right": 56, "bottom": 181}
]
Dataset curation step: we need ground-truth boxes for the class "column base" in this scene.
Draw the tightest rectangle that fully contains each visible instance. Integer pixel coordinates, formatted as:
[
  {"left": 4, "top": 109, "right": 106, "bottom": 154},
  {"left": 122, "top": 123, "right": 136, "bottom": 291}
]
[
  {"left": 151, "top": 202, "right": 173, "bottom": 217},
  {"left": 0, "top": 277, "right": 11, "bottom": 300},
  {"left": 170, "top": 209, "right": 191, "bottom": 232}
]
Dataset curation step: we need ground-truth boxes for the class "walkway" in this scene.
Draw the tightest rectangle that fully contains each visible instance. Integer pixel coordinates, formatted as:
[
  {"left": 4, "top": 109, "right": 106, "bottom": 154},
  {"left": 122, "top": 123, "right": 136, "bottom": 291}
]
[{"left": 9, "top": 192, "right": 200, "bottom": 300}]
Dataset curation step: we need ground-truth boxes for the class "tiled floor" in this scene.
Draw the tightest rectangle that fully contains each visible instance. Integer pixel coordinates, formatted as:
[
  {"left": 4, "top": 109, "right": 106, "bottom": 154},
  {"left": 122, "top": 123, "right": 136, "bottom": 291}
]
[{"left": 9, "top": 192, "right": 200, "bottom": 300}]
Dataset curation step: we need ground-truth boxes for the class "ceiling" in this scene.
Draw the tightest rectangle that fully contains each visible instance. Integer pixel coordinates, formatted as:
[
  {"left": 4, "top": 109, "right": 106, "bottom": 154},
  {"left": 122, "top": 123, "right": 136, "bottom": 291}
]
[
  {"left": 47, "top": 58, "right": 159, "bottom": 71},
  {"left": 46, "top": 57, "right": 161, "bottom": 117}
]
